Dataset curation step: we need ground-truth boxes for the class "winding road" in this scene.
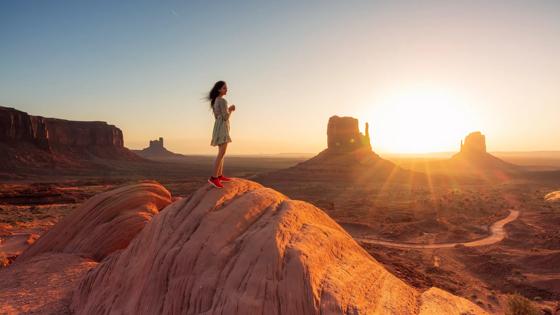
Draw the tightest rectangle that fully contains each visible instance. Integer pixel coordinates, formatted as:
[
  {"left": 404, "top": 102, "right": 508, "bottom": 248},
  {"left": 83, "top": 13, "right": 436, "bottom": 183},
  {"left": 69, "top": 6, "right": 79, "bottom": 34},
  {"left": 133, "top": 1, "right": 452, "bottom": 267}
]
[{"left": 356, "top": 209, "right": 520, "bottom": 249}]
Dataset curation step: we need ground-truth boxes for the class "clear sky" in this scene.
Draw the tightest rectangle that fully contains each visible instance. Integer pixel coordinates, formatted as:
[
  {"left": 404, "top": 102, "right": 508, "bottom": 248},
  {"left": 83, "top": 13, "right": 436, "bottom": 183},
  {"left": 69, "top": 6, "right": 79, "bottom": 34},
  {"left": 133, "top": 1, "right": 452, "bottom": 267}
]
[{"left": 1, "top": 1, "right": 559, "bottom": 155}]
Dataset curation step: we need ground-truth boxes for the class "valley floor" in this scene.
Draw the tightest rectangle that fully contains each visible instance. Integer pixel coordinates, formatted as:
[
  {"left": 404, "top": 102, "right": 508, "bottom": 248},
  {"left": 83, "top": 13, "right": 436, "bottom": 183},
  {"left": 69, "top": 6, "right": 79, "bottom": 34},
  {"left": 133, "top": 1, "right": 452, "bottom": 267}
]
[{"left": 1, "top": 159, "right": 559, "bottom": 313}]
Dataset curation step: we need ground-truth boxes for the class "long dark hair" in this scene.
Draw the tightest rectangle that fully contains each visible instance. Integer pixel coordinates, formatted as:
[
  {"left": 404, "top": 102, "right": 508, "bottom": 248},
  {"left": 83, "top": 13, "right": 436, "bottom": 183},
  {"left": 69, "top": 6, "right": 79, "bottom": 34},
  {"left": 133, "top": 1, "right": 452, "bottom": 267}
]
[{"left": 208, "top": 81, "right": 226, "bottom": 109}]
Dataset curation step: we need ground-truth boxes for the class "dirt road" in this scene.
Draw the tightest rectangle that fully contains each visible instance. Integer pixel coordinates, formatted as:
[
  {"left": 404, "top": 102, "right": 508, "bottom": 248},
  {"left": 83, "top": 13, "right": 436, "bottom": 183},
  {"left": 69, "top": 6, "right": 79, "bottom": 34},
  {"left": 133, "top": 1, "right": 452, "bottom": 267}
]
[{"left": 356, "top": 210, "right": 520, "bottom": 249}]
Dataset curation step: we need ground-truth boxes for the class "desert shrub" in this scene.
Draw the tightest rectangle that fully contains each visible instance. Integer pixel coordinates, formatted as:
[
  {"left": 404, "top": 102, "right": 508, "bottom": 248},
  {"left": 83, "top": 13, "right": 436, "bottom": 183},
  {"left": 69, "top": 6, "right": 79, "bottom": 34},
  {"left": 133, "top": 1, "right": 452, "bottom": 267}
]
[
  {"left": 505, "top": 294, "right": 540, "bottom": 315},
  {"left": 0, "top": 254, "right": 9, "bottom": 268}
]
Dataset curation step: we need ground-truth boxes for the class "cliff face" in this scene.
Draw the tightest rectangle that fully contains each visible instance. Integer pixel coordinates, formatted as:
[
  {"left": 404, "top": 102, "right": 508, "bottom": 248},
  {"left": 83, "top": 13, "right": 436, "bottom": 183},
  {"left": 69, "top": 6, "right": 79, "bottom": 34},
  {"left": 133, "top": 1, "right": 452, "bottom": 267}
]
[
  {"left": 44, "top": 119, "right": 124, "bottom": 148},
  {"left": 0, "top": 106, "right": 125, "bottom": 149},
  {"left": 0, "top": 107, "right": 50, "bottom": 149},
  {"left": 0, "top": 106, "right": 140, "bottom": 168}
]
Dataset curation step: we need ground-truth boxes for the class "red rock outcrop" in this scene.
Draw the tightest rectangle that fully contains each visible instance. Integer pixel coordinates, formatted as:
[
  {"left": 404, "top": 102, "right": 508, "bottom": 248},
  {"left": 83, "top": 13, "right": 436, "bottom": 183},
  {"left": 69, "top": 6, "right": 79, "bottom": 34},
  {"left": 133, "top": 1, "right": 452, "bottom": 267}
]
[
  {"left": 134, "top": 137, "right": 185, "bottom": 160},
  {"left": 327, "top": 115, "right": 371, "bottom": 152},
  {"left": 0, "top": 106, "right": 141, "bottom": 169},
  {"left": 0, "top": 107, "right": 49, "bottom": 149},
  {"left": 0, "top": 182, "right": 172, "bottom": 314},
  {"left": 460, "top": 131, "right": 487, "bottom": 154},
  {"left": 16, "top": 182, "right": 172, "bottom": 262},
  {"left": 258, "top": 115, "right": 425, "bottom": 184},
  {"left": 0, "top": 106, "right": 125, "bottom": 148},
  {"left": 71, "top": 179, "right": 485, "bottom": 314},
  {"left": 545, "top": 191, "right": 560, "bottom": 202},
  {"left": 451, "top": 131, "right": 519, "bottom": 176}
]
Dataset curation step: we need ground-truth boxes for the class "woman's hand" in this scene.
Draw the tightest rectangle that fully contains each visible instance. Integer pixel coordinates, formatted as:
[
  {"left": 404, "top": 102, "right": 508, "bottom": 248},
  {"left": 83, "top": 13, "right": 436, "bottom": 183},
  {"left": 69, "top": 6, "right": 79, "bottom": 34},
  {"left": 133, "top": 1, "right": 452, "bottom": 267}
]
[{"left": 228, "top": 105, "right": 236, "bottom": 112}]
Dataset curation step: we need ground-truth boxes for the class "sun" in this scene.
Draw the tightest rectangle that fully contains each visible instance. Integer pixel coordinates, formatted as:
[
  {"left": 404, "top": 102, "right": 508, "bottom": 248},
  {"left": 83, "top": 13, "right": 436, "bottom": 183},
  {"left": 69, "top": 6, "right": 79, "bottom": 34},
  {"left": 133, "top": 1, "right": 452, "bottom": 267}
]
[{"left": 363, "top": 87, "right": 479, "bottom": 154}]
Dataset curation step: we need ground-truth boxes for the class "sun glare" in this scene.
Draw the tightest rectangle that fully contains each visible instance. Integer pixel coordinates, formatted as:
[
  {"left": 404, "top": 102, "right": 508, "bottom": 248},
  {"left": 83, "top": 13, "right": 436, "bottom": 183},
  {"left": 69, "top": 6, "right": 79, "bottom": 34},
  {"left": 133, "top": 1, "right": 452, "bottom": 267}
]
[{"left": 365, "top": 87, "right": 478, "bottom": 154}]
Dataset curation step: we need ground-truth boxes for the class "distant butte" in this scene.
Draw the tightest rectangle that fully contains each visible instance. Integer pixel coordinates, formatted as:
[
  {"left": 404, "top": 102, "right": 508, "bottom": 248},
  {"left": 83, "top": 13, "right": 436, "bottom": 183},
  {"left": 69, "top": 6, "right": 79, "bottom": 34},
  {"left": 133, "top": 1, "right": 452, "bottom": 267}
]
[
  {"left": 133, "top": 137, "right": 184, "bottom": 160},
  {"left": 450, "top": 131, "right": 519, "bottom": 173},
  {"left": 258, "top": 115, "right": 425, "bottom": 184},
  {"left": 460, "top": 131, "right": 487, "bottom": 155},
  {"left": 327, "top": 115, "right": 372, "bottom": 152},
  {"left": 0, "top": 106, "right": 141, "bottom": 170}
]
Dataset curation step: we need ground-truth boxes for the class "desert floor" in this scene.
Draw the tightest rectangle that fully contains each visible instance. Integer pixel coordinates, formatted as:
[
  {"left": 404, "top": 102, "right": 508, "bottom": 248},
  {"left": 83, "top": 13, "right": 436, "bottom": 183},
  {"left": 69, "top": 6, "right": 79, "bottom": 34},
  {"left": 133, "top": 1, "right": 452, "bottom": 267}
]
[{"left": 1, "top": 156, "right": 559, "bottom": 313}]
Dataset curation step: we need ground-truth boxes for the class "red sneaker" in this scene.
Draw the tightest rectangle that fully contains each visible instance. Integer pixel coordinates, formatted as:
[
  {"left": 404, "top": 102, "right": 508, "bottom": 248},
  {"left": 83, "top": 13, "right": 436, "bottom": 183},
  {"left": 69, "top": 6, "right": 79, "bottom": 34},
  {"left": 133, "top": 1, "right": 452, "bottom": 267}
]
[
  {"left": 208, "top": 177, "right": 223, "bottom": 188},
  {"left": 218, "top": 175, "right": 233, "bottom": 182}
]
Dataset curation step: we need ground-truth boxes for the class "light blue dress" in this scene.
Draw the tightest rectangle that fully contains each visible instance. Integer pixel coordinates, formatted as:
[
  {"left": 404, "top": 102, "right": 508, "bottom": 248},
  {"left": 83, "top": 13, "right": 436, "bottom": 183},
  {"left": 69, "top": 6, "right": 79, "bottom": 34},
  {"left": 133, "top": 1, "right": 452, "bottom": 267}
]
[{"left": 211, "top": 97, "right": 232, "bottom": 146}]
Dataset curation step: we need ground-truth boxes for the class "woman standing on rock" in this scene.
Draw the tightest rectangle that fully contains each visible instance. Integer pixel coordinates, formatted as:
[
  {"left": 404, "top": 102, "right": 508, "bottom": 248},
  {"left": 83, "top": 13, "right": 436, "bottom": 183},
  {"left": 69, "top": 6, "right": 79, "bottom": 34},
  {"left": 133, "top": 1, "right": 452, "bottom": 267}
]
[{"left": 207, "top": 80, "right": 235, "bottom": 188}]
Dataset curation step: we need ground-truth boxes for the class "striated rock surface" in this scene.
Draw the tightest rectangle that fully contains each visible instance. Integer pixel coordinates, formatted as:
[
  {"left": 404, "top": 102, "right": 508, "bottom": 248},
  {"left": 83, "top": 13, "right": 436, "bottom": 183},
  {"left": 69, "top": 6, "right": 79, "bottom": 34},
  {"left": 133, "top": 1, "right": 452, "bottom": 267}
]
[
  {"left": 16, "top": 182, "right": 172, "bottom": 262},
  {"left": 71, "top": 179, "right": 485, "bottom": 315},
  {"left": 133, "top": 137, "right": 185, "bottom": 160},
  {"left": 327, "top": 115, "right": 371, "bottom": 152},
  {"left": 545, "top": 191, "right": 560, "bottom": 202},
  {"left": 0, "top": 182, "right": 171, "bottom": 314},
  {"left": 0, "top": 106, "right": 141, "bottom": 169}
]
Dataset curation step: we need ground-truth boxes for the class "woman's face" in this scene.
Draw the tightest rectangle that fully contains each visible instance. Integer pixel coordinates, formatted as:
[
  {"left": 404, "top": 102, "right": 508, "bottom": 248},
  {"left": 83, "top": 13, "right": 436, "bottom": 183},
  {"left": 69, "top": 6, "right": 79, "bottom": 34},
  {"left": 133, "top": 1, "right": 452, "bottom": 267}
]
[{"left": 219, "top": 84, "right": 228, "bottom": 96}]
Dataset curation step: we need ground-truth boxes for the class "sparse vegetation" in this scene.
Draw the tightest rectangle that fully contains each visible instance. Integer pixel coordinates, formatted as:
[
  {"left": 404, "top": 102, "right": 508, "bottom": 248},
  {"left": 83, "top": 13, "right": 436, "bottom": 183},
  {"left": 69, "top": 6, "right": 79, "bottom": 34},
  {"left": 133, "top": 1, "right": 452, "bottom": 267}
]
[
  {"left": 0, "top": 254, "right": 9, "bottom": 268},
  {"left": 505, "top": 294, "right": 540, "bottom": 315}
]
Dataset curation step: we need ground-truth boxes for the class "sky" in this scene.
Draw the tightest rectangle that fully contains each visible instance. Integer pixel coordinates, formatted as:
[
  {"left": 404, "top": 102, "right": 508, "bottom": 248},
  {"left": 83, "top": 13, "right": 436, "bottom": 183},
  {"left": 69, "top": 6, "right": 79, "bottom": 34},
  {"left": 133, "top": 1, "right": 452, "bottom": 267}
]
[{"left": 1, "top": 0, "right": 559, "bottom": 155}]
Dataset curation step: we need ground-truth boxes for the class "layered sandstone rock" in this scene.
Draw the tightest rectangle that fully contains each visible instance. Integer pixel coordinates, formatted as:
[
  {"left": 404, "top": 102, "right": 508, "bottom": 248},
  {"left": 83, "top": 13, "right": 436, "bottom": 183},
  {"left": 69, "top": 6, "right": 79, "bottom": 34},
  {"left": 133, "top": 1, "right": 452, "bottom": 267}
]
[
  {"left": 327, "top": 115, "right": 371, "bottom": 152},
  {"left": 0, "top": 106, "right": 125, "bottom": 149},
  {"left": 0, "top": 182, "right": 172, "bottom": 314},
  {"left": 71, "top": 179, "right": 485, "bottom": 315},
  {"left": 0, "top": 106, "right": 48, "bottom": 148},
  {"left": 16, "top": 182, "right": 172, "bottom": 262},
  {"left": 0, "top": 106, "right": 141, "bottom": 169},
  {"left": 545, "top": 191, "right": 560, "bottom": 202}
]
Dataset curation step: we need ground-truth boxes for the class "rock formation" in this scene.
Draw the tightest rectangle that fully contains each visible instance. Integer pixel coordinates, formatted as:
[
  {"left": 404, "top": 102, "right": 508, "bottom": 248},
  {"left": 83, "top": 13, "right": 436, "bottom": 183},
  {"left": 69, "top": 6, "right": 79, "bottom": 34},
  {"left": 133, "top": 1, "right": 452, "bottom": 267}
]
[
  {"left": 258, "top": 115, "right": 425, "bottom": 184},
  {"left": 545, "top": 191, "right": 560, "bottom": 202},
  {"left": 150, "top": 137, "right": 165, "bottom": 150},
  {"left": 69, "top": 179, "right": 484, "bottom": 314},
  {"left": 451, "top": 131, "right": 519, "bottom": 175},
  {"left": 134, "top": 137, "right": 184, "bottom": 160},
  {"left": 0, "top": 182, "right": 172, "bottom": 313},
  {"left": 1, "top": 179, "right": 486, "bottom": 314},
  {"left": 0, "top": 106, "right": 127, "bottom": 150},
  {"left": 0, "top": 106, "right": 50, "bottom": 149},
  {"left": 460, "top": 131, "right": 487, "bottom": 155},
  {"left": 327, "top": 116, "right": 372, "bottom": 152},
  {"left": 0, "top": 106, "right": 141, "bottom": 169},
  {"left": 16, "top": 182, "right": 172, "bottom": 262}
]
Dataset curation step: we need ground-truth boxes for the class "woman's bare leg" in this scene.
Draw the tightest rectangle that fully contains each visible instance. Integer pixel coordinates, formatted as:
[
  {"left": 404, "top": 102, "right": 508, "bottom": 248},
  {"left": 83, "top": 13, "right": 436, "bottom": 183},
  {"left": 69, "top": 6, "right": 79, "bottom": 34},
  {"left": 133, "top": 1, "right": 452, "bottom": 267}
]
[
  {"left": 218, "top": 143, "right": 228, "bottom": 175},
  {"left": 213, "top": 143, "right": 228, "bottom": 177},
  {"left": 218, "top": 154, "right": 225, "bottom": 176}
]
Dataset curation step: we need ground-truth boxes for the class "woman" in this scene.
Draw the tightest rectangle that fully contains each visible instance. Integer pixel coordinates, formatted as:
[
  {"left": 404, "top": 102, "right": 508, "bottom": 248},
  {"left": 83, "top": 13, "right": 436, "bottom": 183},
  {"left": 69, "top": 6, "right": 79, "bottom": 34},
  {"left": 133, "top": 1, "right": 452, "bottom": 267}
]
[{"left": 207, "top": 80, "right": 236, "bottom": 188}]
